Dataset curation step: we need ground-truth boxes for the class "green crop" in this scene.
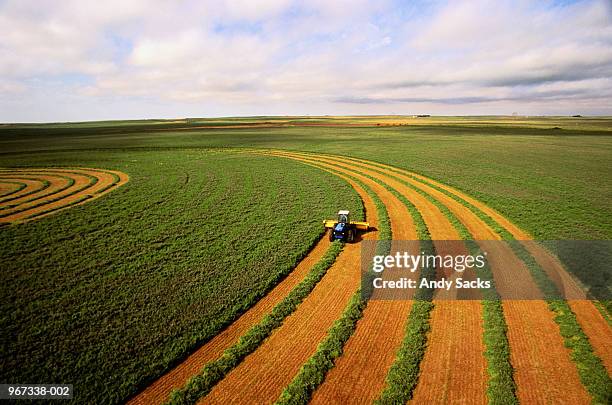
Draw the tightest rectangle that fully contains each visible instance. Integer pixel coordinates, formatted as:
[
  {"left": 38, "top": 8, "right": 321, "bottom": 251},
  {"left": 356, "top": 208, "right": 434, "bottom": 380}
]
[
  {"left": 168, "top": 241, "right": 345, "bottom": 405},
  {"left": 0, "top": 149, "right": 361, "bottom": 404}
]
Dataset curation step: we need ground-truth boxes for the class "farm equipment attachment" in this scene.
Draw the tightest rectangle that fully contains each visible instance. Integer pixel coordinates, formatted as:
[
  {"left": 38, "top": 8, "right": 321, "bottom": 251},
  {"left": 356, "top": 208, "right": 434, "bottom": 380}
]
[{"left": 323, "top": 210, "right": 370, "bottom": 243}]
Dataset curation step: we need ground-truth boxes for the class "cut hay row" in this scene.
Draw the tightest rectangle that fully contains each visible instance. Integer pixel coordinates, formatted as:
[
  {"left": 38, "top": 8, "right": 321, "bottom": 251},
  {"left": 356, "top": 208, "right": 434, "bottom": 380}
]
[
  {"left": 0, "top": 181, "right": 26, "bottom": 198},
  {"left": 0, "top": 168, "right": 128, "bottom": 224},
  {"left": 271, "top": 153, "right": 418, "bottom": 404},
  {"left": 286, "top": 153, "right": 490, "bottom": 404},
  {"left": 0, "top": 177, "right": 51, "bottom": 204},
  {"left": 276, "top": 174, "right": 391, "bottom": 405},
  {"left": 344, "top": 156, "right": 609, "bottom": 403},
  {"left": 197, "top": 170, "right": 380, "bottom": 404},
  {"left": 0, "top": 173, "right": 78, "bottom": 215},
  {"left": 129, "top": 239, "right": 333, "bottom": 405}
]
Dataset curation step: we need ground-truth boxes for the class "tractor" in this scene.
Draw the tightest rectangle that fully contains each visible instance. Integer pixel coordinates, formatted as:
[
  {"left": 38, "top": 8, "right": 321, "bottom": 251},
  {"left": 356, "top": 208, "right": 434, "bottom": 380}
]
[{"left": 323, "top": 210, "right": 369, "bottom": 243}]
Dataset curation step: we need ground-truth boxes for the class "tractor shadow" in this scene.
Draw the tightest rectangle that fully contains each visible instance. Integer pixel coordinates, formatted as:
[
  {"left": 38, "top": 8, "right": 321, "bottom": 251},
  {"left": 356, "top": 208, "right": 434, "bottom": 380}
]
[{"left": 354, "top": 226, "right": 377, "bottom": 243}]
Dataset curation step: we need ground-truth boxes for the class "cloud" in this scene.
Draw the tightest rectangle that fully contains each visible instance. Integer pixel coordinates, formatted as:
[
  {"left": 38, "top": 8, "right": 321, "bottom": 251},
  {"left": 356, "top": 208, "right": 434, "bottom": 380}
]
[{"left": 0, "top": 0, "right": 611, "bottom": 121}]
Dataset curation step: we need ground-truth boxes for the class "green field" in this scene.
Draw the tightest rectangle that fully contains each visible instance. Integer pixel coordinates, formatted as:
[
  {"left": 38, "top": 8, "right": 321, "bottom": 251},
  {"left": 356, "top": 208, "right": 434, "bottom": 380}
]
[
  {"left": 2, "top": 116, "right": 611, "bottom": 239},
  {"left": 0, "top": 149, "right": 361, "bottom": 403},
  {"left": 1, "top": 116, "right": 610, "bottom": 404}
]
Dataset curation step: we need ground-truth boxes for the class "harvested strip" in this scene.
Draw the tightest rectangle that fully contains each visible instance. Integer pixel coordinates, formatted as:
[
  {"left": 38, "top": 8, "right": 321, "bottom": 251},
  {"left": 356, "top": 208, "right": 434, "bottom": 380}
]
[
  {"left": 296, "top": 153, "right": 488, "bottom": 404},
  {"left": 201, "top": 169, "right": 379, "bottom": 404},
  {"left": 0, "top": 177, "right": 48, "bottom": 203},
  {"left": 0, "top": 174, "right": 74, "bottom": 213},
  {"left": 0, "top": 168, "right": 128, "bottom": 224},
  {"left": 277, "top": 177, "right": 391, "bottom": 404},
  {"left": 0, "top": 181, "right": 24, "bottom": 197},
  {"left": 0, "top": 171, "right": 94, "bottom": 220},
  {"left": 129, "top": 238, "right": 332, "bottom": 404},
  {"left": 409, "top": 301, "right": 487, "bottom": 404},
  {"left": 346, "top": 158, "right": 596, "bottom": 403},
  {"left": 504, "top": 301, "right": 591, "bottom": 404}
]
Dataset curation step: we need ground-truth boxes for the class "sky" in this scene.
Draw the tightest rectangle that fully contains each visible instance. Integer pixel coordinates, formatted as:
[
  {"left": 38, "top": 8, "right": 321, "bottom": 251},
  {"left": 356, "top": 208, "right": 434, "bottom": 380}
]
[{"left": 1, "top": 0, "right": 611, "bottom": 122}]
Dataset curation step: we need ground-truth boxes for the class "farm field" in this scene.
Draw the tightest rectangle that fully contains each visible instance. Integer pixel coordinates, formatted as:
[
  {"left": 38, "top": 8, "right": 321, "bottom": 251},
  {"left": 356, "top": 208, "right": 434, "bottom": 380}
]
[{"left": 0, "top": 116, "right": 611, "bottom": 404}]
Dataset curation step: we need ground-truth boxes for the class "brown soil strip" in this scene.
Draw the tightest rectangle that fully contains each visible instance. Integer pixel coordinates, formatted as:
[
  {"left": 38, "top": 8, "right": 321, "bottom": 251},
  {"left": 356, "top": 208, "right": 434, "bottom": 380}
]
[
  {"left": 294, "top": 154, "right": 487, "bottom": 404},
  {"left": 127, "top": 238, "right": 332, "bottom": 405},
  {"left": 504, "top": 301, "right": 590, "bottom": 403},
  {"left": 0, "top": 174, "right": 73, "bottom": 213},
  {"left": 0, "top": 182, "right": 21, "bottom": 197},
  {"left": 201, "top": 160, "right": 380, "bottom": 404},
  {"left": 411, "top": 301, "right": 487, "bottom": 404},
  {"left": 0, "top": 168, "right": 128, "bottom": 224},
  {"left": 0, "top": 177, "right": 47, "bottom": 203},
  {"left": 346, "top": 158, "right": 595, "bottom": 402}
]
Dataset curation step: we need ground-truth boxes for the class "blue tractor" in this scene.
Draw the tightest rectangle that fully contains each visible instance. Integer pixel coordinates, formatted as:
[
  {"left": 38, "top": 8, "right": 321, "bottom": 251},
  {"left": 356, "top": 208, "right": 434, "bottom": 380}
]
[{"left": 323, "top": 210, "right": 370, "bottom": 243}]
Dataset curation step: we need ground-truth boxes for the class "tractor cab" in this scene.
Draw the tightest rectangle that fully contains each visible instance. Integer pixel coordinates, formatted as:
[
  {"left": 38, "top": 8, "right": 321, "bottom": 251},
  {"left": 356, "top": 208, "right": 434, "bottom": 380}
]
[{"left": 337, "top": 210, "right": 350, "bottom": 224}]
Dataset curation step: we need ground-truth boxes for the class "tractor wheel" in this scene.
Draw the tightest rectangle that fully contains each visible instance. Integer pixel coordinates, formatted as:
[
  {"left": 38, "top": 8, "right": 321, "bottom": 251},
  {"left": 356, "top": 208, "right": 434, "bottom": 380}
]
[
  {"left": 329, "top": 229, "right": 334, "bottom": 242},
  {"left": 347, "top": 229, "right": 355, "bottom": 243}
]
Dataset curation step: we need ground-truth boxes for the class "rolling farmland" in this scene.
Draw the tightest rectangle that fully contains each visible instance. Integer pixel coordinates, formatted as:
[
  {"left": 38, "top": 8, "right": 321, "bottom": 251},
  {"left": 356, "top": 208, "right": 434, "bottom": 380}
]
[{"left": 0, "top": 117, "right": 610, "bottom": 404}]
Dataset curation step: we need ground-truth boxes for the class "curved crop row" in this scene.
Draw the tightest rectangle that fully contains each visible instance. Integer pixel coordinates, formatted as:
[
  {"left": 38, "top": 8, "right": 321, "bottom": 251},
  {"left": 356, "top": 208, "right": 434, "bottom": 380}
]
[
  {"left": 279, "top": 152, "right": 491, "bottom": 404},
  {"left": 0, "top": 173, "right": 77, "bottom": 213},
  {"left": 0, "top": 177, "right": 49, "bottom": 204},
  {"left": 0, "top": 168, "right": 128, "bottom": 224},
  {"left": 167, "top": 241, "right": 345, "bottom": 405},
  {"left": 285, "top": 153, "right": 442, "bottom": 404},
  {"left": 338, "top": 157, "right": 516, "bottom": 404},
  {"left": 345, "top": 155, "right": 609, "bottom": 403},
  {"left": 0, "top": 181, "right": 28, "bottom": 198},
  {"left": 275, "top": 171, "right": 391, "bottom": 405}
]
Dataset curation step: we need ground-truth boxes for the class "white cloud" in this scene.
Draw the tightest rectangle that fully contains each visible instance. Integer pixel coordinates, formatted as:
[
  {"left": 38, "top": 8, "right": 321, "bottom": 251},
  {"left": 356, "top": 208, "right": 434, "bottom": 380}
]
[{"left": 1, "top": 0, "right": 611, "bottom": 121}]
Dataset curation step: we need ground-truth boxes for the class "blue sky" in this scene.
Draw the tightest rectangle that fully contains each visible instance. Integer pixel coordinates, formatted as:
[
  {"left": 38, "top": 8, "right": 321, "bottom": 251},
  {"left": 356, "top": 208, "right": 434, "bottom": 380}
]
[{"left": 0, "top": 0, "right": 611, "bottom": 122}]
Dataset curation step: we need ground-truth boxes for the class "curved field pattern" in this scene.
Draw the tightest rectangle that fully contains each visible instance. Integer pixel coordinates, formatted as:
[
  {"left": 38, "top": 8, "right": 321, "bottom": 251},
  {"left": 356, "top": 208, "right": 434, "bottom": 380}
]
[
  {"left": 133, "top": 151, "right": 609, "bottom": 405},
  {"left": 0, "top": 167, "right": 128, "bottom": 224}
]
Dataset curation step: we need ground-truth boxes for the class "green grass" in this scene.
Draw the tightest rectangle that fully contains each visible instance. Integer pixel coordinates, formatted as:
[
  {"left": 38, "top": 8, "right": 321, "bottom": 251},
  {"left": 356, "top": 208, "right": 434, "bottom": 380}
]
[
  {"left": 2, "top": 117, "right": 610, "bottom": 240},
  {"left": 0, "top": 149, "right": 361, "bottom": 404},
  {"left": 277, "top": 175, "right": 391, "bottom": 405},
  {"left": 168, "top": 240, "right": 345, "bottom": 405}
]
